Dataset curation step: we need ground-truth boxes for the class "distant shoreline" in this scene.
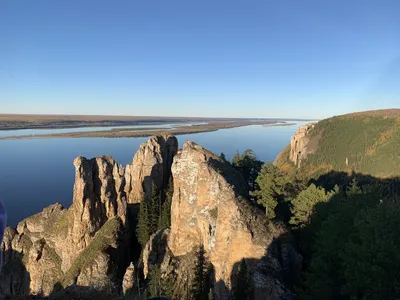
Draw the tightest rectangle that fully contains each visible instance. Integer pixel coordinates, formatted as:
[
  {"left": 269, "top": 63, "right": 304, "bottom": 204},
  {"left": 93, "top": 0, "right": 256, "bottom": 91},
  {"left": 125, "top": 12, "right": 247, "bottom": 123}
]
[
  {"left": 263, "top": 122, "right": 297, "bottom": 127},
  {"left": 0, "top": 114, "right": 314, "bottom": 131},
  {"left": 0, "top": 121, "right": 299, "bottom": 140}
]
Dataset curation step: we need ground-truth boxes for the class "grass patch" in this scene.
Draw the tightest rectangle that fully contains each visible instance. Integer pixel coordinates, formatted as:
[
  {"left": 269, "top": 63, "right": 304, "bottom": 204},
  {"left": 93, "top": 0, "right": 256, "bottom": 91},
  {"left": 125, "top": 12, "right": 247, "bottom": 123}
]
[
  {"left": 60, "top": 217, "right": 122, "bottom": 287},
  {"left": 48, "top": 210, "right": 70, "bottom": 238},
  {"left": 209, "top": 207, "right": 218, "bottom": 220},
  {"left": 44, "top": 244, "right": 62, "bottom": 269}
]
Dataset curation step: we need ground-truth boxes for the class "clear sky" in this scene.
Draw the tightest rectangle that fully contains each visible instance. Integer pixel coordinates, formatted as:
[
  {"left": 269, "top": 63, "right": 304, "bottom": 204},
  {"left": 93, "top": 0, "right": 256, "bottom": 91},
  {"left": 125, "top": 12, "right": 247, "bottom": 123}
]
[{"left": 1, "top": 0, "right": 399, "bottom": 119}]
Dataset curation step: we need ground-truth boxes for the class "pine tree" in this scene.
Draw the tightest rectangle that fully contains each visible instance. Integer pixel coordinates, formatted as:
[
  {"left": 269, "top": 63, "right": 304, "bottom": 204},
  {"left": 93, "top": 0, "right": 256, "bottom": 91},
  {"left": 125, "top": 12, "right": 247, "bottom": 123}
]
[
  {"left": 252, "top": 162, "right": 289, "bottom": 219},
  {"left": 137, "top": 200, "right": 150, "bottom": 247},
  {"left": 232, "top": 150, "right": 241, "bottom": 165},
  {"left": 333, "top": 184, "right": 340, "bottom": 194},
  {"left": 220, "top": 152, "right": 227, "bottom": 162},
  {"left": 158, "top": 178, "right": 173, "bottom": 230},
  {"left": 191, "top": 245, "right": 210, "bottom": 300},
  {"left": 231, "top": 149, "right": 262, "bottom": 191},
  {"left": 346, "top": 177, "right": 362, "bottom": 195},
  {"left": 147, "top": 266, "right": 161, "bottom": 298},
  {"left": 290, "top": 184, "right": 334, "bottom": 227},
  {"left": 148, "top": 184, "right": 161, "bottom": 235},
  {"left": 233, "top": 258, "right": 254, "bottom": 300},
  {"left": 161, "top": 275, "right": 174, "bottom": 299},
  {"left": 208, "top": 288, "right": 215, "bottom": 300}
]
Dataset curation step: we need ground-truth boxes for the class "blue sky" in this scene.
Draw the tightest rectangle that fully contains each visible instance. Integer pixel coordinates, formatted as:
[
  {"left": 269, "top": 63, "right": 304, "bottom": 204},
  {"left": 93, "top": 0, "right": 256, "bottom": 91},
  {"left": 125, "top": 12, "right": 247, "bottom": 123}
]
[{"left": 1, "top": 1, "right": 399, "bottom": 119}]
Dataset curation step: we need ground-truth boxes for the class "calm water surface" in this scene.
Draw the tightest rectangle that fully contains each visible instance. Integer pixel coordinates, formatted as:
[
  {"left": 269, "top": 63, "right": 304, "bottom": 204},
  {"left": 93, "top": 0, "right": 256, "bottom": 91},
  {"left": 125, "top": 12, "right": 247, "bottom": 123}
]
[{"left": 0, "top": 123, "right": 305, "bottom": 226}]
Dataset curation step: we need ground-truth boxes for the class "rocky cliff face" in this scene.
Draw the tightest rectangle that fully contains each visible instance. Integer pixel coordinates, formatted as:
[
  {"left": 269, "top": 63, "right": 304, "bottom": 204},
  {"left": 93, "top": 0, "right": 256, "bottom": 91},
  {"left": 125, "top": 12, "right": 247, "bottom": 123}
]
[
  {"left": 68, "top": 155, "right": 127, "bottom": 268},
  {"left": 125, "top": 135, "right": 178, "bottom": 204},
  {"left": 1, "top": 135, "right": 299, "bottom": 299},
  {"left": 0, "top": 136, "right": 176, "bottom": 298},
  {"left": 289, "top": 123, "right": 315, "bottom": 167},
  {"left": 143, "top": 141, "right": 301, "bottom": 300},
  {"left": 0, "top": 155, "right": 127, "bottom": 296},
  {"left": 168, "top": 141, "right": 267, "bottom": 287}
]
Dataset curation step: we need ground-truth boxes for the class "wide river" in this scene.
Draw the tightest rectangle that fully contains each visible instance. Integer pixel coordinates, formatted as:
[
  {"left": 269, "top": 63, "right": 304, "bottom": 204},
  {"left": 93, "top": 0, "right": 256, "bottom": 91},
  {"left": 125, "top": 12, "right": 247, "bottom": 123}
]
[{"left": 0, "top": 122, "right": 306, "bottom": 226}]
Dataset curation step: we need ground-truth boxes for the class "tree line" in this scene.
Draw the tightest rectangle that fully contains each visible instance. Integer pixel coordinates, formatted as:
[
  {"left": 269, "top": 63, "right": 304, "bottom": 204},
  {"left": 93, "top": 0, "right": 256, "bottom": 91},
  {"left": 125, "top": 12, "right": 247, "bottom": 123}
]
[
  {"left": 135, "top": 148, "right": 400, "bottom": 299},
  {"left": 229, "top": 149, "right": 400, "bottom": 300}
]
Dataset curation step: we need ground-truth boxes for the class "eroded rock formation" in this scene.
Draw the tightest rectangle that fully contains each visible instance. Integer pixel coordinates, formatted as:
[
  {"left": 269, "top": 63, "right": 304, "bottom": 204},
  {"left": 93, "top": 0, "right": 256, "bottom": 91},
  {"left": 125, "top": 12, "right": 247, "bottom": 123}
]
[
  {"left": 125, "top": 135, "right": 178, "bottom": 204},
  {"left": 1, "top": 135, "right": 299, "bottom": 299},
  {"left": 289, "top": 123, "right": 315, "bottom": 167},
  {"left": 142, "top": 141, "right": 301, "bottom": 300},
  {"left": 0, "top": 155, "right": 127, "bottom": 297}
]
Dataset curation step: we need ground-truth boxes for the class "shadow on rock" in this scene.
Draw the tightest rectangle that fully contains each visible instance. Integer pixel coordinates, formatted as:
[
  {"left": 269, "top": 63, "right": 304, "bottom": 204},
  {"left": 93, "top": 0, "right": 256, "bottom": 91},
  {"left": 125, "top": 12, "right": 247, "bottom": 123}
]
[{"left": 0, "top": 249, "right": 31, "bottom": 298}]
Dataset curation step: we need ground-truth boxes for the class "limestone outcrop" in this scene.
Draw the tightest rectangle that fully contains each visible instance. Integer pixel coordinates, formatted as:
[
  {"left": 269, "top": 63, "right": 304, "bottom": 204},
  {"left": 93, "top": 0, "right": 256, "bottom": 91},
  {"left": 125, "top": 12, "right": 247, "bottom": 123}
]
[
  {"left": 165, "top": 141, "right": 300, "bottom": 300},
  {"left": 125, "top": 135, "right": 178, "bottom": 204},
  {"left": 0, "top": 135, "right": 177, "bottom": 298},
  {"left": 1, "top": 135, "right": 299, "bottom": 300},
  {"left": 0, "top": 158, "right": 127, "bottom": 297},
  {"left": 289, "top": 123, "right": 315, "bottom": 167},
  {"left": 68, "top": 155, "right": 127, "bottom": 264}
]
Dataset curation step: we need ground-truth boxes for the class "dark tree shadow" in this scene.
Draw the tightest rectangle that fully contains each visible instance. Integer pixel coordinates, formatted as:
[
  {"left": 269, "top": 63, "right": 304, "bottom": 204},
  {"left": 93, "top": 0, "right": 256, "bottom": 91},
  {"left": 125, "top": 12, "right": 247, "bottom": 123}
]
[
  {"left": 291, "top": 171, "right": 400, "bottom": 298},
  {"left": 209, "top": 157, "right": 249, "bottom": 200},
  {"left": 0, "top": 250, "right": 31, "bottom": 298},
  {"left": 212, "top": 171, "right": 400, "bottom": 299}
]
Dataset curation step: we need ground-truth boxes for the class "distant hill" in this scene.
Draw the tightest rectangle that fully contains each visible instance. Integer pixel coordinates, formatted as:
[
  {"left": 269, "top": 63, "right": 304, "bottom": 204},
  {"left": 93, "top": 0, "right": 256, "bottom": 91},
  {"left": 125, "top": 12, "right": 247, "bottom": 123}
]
[{"left": 275, "top": 109, "right": 400, "bottom": 178}]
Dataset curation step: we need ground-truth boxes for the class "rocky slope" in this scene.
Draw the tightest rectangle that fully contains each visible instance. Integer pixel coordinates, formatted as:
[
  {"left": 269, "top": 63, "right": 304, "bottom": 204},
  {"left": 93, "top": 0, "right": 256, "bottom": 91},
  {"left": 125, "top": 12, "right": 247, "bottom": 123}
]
[
  {"left": 125, "top": 135, "right": 178, "bottom": 204},
  {"left": 0, "top": 135, "right": 177, "bottom": 298},
  {"left": 1, "top": 135, "right": 299, "bottom": 299},
  {"left": 143, "top": 141, "right": 301, "bottom": 300},
  {"left": 289, "top": 123, "right": 315, "bottom": 167},
  {"left": 275, "top": 109, "right": 400, "bottom": 178}
]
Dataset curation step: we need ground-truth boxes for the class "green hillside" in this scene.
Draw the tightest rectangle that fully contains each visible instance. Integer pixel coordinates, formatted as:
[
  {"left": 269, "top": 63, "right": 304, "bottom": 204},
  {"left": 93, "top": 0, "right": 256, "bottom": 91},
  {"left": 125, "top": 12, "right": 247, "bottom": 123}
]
[{"left": 276, "top": 109, "right": 400, "bottom": 178}]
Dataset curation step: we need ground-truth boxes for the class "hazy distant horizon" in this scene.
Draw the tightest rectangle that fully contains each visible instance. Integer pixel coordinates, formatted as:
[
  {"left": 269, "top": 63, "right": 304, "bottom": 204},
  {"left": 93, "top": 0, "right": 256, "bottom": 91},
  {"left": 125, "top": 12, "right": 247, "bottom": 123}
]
[{"left": 0, "top": 112, "right": 319, "bottom": 121}]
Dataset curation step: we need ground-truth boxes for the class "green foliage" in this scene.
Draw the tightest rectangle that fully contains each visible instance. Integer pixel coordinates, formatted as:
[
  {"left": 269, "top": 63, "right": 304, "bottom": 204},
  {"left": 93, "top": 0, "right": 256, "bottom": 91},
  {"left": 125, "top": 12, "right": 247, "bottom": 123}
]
[
  {"left": 148, "top": 184, "right": 161, "bottom": 234},
  {"left": 219, "top": 152, "right": 227, "bottom": 162},
  {"left": 209, "top": 207, "right": 218, "bottom": 220},
  {"left": 288, "top": 115, "right": 400, "bottom": 178},
  {"left": 48, "top": 210, "right": 70, "bottom": 237},
  {"left": 290, "top": 184, "right": 334, "bottom": 227},
  {"left": 44, "top": 244, "right": 62, "bottom": 268},
  {"left": 299, "top": 192, "right": 382, "bottom": 299},
  {"left": 252, "top": 162, "right": 292, "bottom": 219},
  {"left": 191, "top": 245, "right": 212, "bottom": 300},
  {"left": 147, "top": 266, "right": 162, "bottom": 298},
  {"left": 145, "top": 265, "right": 174, "bottom": 299},
  {"left": 61, "top": 217, "right": 121, "bottom": 287},
  {"left": 346, "top": 177, "right": 362, "bottom": 195},
  {"left": 161, "top": 275, "right": 174, "bottom": 299},
  {"left": 208, "top": 288, "right": 215, "bottom": 300},
  {"left": 232, "top": 151, "right": 241, "bottom": 165},
  {"left": 137, "top": 182, "right": 170, "bottom": 247},
  {"left": 232, "top": 149, "right": 263, "bottom": 191},
  {"left": 233, "top": 259, "right": 254, "bottom": 300},
  {"left": 136, "top": 199, "right": 150, "bottom": 247},
  {"left": 341, "top": 200, "right": 400, "bottom": 299},
  {"left": 158, "top": 179, "right": 173, "bottom": 230}
]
